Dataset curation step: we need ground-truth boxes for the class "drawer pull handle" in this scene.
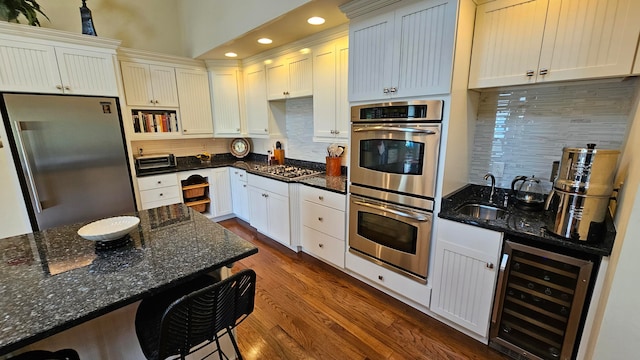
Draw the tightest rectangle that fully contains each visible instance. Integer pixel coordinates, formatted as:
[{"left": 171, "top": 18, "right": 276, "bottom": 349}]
[
  {"left": 526, "top": 70, "right": 535, "bottom": 77},
  {"left": 318, "top": 217, "right": 323, "bottom": 221},
  {"left": 378, "top": 275, "right": 384, "bottom": 281},
  {"left": 486, "top": 263, "right": 494, "bottom": 269},
  {"left": 157, "top": 181, "right": 162, "bottom": 184},
  {"left": 318, "top": 244, "right": 324, "bottom": 248},
  {"left": 539, "top": 68, "right": 549, "bottom": 76},
  {"left": 318, "top": 196, "right": 324, "bottom": 201}
]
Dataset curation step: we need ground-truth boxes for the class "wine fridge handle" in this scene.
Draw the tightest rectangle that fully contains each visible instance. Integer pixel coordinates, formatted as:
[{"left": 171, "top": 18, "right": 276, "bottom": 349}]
[{"left": 491, "top": 253, "right": 510, "bottom": 325}]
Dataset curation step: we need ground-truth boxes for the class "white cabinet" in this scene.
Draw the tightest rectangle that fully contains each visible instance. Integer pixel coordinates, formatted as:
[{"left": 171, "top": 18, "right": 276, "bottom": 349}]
[
  {"left": 468, "top": 0, "right": 640, "bottom": 88},
  {"left": 175, "top": 68, "right": 214, "bottom": 135},
  {"left": 120, "top": 62, "right": 179, "bottom": 107},
  {"left": 0, "top": 123, "right": 32, "bottom": 238},
  {"left": 209, "top": 66, "right": 243, "bottom": 137},
  {"left": 431, "top": 219, "right": 503, "bottom": 338},
  {"left": 300, "top": 186, "right": 346, "bottom": 268},
  {"left": 209, "top": 167, "right": 233, "bottom": 217},
  {"left": 348, "top": 0, "right": 457, "bottom": 102},
  {"left": 0, "top": 39, "right": 118, "bottom": 96},
  {"left": 634, "top": 45, "right": 640, "bottom": 75},
  {"left": 137, "top": 173, "right": 181, "bottom": 210},
  {"left": 229, "top": 168, "right": 249, "bottom": 221},
  {"left": 266, "top": 52, "right": 313, "bottom": 100},
  {"left": 243, "top": 63, "right": 270, "bottom": 136},
  {"left": 247, "top": 174, "right": 290, "bottom": 247},
  {"left": 312, "top": 36, "right": 349, "bottom": 141}
]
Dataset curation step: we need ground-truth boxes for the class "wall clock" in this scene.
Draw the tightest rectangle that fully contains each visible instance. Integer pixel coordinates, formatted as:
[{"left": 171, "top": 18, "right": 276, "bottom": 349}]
[{"left": 230, "top": 138, "right": 250, "bottom": 158}]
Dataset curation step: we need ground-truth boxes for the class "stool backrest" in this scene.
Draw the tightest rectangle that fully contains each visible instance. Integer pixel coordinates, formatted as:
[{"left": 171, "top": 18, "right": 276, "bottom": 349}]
[{"left": 158, "top": 269, "right": 256, "bottom": 359}]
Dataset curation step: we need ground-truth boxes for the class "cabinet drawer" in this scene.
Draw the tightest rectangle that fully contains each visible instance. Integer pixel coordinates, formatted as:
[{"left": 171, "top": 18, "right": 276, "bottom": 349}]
[
  {"left": 139, "top": 186, "right": 180, "bottom": 205},
  {"left": 137, "top": 174, "right": 178, "bottom": 191},
  {"left": 247, "top": 173, "right": 288, "bottom": 196},
  {"left": 301, "top": 201, "right": 345, "bottom": 240},
  {"left": 301, "top": 185, "right": 345, "bottom": 211},
  {"left": 140, "top": 196, "right": 181, "bottom": 210},
  {"left": 229, "top": 168, "right": 247, "bottom": 183},
  {"left": 301, "top": 226, "right": 345, "bottom": 268}
]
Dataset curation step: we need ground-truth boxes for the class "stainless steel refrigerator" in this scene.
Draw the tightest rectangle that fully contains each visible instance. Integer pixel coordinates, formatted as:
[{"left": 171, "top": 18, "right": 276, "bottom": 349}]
[{"left": 2, "top": 94, "right": 135, "bottom": 231}]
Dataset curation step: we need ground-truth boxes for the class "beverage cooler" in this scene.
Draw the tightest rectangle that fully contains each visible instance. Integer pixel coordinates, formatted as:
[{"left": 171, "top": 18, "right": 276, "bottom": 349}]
[{"left": 489, "top": 240, "right": 599, "bottom": 360}]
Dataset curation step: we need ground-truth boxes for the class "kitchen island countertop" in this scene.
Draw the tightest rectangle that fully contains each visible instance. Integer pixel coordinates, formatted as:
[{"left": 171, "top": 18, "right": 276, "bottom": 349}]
[{"left": 0, "top": 204, "right": 258, "bottom": 356}]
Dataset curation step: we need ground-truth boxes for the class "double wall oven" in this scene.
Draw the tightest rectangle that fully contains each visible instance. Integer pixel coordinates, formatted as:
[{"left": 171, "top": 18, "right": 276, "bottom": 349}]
[{"left": 349, "top": 100, "right": 443, "bottom": 282}]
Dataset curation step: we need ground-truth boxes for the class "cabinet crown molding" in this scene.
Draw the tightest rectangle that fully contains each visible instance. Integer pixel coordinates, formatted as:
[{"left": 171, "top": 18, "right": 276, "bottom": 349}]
[
  {"left": 0, "top": 21, "right": 120, "bottom": 50},
  {"left": 339, "top": 0, "right": 402, "bottom": 18},
  {"left": 117, "top": 47, "right": 206, "bottom": 69}
]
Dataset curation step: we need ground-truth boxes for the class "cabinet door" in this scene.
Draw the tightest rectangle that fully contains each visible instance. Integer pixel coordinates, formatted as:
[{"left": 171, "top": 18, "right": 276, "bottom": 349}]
[
  {"left": 286, "top": 53, "right": 312, "bottom": 98},
  {"left": 210, "top": 68, "right": 242, "bottom": 136},
  {"left": 392, "top": 0, "right": 456, "bottom": 97},
  {"left": 468, "top": 0, "right": 548, "bottom": 88},
  {"left": 266, "top": 190, "right": 290, "bottom": 246},
  {"left": 334, "top": 40, "right": 349, "bottom": 140},
  {"left": 348, "top": 11, "right": 395, "bottom": 102},
  {"left": 431, "top": 220, "right": 503, "bottom": 338},
  {"left": 120, "top": 61, "right": 154, "bottom": 106},
  {"left": 266, "top": 60, "right": 288, "bottom": 100},
  {"left": 248, "top": 186, "right": 269, "bottom": 233},
  {"left": 0, "top": 124, "right": 32, "bottom": 237},
  {"left": 54, "top": 47, "right": 118, "bottom": 96},
  {"left": 312, "top": 41, "right": 338, "bottom": 139},
  {"left": 537, "top": 0, "right": 640, "bottom": 83},
  {"left": 243, "top": 64, "right": 269, "bottom": 136},
  {"left": 175, "top": 68, "right": 213, "bottom": 135},
  {"left": 150, "top": 65, "right": 179, "bottom": 107},
  {"left": 209, "top": 168, "right": 232, "bottom": 217},
  {"left": 0, "top": 39, "right": 62, "bottom": 94},
  {"left": 230, "top": 169, "right": 249, "bottom": 221}
]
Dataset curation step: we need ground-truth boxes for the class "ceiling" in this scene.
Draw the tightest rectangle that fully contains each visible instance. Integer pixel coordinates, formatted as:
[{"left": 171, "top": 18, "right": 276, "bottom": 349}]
[{"left": 197, "top": 0, "right": 351, "bottom": 60}]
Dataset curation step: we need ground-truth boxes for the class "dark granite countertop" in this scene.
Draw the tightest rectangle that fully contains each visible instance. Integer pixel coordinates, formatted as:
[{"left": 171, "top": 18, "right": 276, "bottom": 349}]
[
  {"left": 439, "top": 184, "right": 615, "bottom": 257},
  {"left": 0, "top": 204, "right": 258, "bottom": 355},
  {"left": 136, "top": 153, "right": 347, "bottom": 194}
]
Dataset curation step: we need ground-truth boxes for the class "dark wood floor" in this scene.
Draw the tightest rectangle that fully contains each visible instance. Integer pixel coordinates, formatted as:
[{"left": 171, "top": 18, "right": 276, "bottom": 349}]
[{"left": 219, "top": 218, "right": 510, "bottom": 360}]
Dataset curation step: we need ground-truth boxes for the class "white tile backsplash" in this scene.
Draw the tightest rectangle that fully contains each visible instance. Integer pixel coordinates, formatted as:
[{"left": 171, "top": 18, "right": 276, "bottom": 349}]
[{"left": 469, "top": 79, "right": 637, "bottom": 191}]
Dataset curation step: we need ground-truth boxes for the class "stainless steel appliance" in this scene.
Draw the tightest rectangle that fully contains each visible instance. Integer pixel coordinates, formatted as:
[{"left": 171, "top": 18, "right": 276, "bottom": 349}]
[
  {"left": 545, "top": 144, "right": 620, "bottom": 241},
  {"left": 348, "top": 100, "right": 443, "bottom": 282},
  {"left": 252, "top": 164, "right": 321, "bottom": 180},
  {"left": 490, "top": 240, "right": 595, "bottom": 360},
  {"left": 135, "top": 153, "right": 176, "bottom": 171},
  {"left": 2, "top": 94, "right": 135, "bottom": 230}
]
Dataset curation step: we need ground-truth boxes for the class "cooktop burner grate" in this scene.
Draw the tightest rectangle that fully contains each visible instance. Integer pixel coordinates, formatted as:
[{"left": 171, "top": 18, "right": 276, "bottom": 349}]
[{"left": 253, "top": 165, "right": 321, "bottom": 179}]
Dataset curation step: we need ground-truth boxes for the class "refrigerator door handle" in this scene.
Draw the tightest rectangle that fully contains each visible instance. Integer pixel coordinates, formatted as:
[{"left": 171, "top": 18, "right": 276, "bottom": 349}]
[{"left": 15, "top": 121, "right": 43, "bottom": 213}]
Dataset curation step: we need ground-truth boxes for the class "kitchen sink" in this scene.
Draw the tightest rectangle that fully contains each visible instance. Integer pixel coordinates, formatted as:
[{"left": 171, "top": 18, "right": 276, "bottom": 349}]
[{"left": 456, "top": 203, "right": 506, "bottom": 220}]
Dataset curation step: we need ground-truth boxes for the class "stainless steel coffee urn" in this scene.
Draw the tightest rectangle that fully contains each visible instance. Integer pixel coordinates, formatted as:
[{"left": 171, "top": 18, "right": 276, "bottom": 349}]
[{"left": 545, "top": 144, "right": 619, "bottom": 241}]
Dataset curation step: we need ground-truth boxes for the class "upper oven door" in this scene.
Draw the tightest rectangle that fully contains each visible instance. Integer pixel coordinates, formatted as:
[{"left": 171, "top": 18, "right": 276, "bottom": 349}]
[{"left": 350, "top": 123, "right": 441, "bottom": 198}]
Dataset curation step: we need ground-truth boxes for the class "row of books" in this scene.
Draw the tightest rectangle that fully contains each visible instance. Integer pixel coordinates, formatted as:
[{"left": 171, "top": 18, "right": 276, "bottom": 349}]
[{"left": 133, "top": 111, "right": 179, "bottom": 133}]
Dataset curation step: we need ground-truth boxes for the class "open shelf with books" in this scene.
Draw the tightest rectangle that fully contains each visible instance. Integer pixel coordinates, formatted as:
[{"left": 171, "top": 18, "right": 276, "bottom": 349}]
[{"left": 132, "top": 109, "right": 180, "bottom": 134}]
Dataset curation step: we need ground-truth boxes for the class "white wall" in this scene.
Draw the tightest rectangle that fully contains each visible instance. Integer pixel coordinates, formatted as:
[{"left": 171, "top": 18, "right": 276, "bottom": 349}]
[
  {"left": 36, "top": 0, "right": 186, "bottom": 56},
  {"left": 178, "top": 0, "right": 309, "bottom": 58}
]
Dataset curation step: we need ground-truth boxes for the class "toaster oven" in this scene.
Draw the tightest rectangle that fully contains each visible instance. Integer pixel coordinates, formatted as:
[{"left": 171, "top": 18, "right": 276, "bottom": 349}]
[{"left": 135, "top": 153, "right": 176, "bottom": 170}]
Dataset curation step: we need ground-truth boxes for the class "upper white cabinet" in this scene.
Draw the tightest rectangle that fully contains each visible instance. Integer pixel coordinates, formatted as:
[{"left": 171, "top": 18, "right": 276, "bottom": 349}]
[
  {"left": 431, "top": 219, "right": 503, "bottom": 339},
  {"left": 243, "top": 63, "right": 270, "bottom": 137},
  {"left": 312, "top": 36, "right": 349, "bottom": 141},
  {"left": 175, "top": 67, "right": 214, "bottom": 135},
  {"left": 0, "top": 23, "right": 119, "bottom": 96},
  {"left": 347, "top": 0, "right": 457, "bottom": 102},
  {"left": 468, "top": 0, "right": 640, "bottom": 88},
  {"left": 266, "top": 52, "right": 313, "bottom": 100},
  {"left": 208, "top": 64, "right": 243, "bottom": 137},
  {"left": 120, "top": 62, "right": 179, "bottom": 107}
]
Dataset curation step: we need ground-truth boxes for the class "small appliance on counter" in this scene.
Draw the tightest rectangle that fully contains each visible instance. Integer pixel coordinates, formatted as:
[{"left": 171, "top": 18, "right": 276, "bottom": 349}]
[
  {"left": 511, "top": 175, "right": 545, "bottom": 211},
  {"left": 545, "top": 143, "right": 620, "bottom": 241},
  {"left": 135, "top": 153, "right": 176, "bottom": 171}
]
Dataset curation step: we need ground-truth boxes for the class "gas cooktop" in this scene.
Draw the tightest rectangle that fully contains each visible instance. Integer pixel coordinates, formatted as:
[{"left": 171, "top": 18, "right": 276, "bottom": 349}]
[{"left": 252, "top": 165, "right": 321, "bottom": 180}]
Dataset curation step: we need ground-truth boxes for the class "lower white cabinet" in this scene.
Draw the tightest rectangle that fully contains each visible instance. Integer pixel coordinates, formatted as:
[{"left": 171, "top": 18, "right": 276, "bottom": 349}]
[
  {"left": 137, "top": 173, "right": 180, "bottom": 210},
  {"left": 229, "top": 168, "right": 249, "bottom": 221},
  {"left": 209, "top": 167, "right": 233, "bottom": 217},
  {"left": 300, "top": 186, "right": 346, "bottom": 267},
  {"left": 431, "top": 219, "right": 503, "bottom": 339},
  {"left": 247, "top": 174, "right": 290, "bottom": 246}
]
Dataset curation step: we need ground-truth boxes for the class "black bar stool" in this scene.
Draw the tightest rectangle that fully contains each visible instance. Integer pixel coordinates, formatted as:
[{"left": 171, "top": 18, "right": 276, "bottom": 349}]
[
  {"left": 8, "top": 349, "right": 80, "bottom": 360},
  {"left": 135, "top": 269, "right": 257, "bottom": 360}
]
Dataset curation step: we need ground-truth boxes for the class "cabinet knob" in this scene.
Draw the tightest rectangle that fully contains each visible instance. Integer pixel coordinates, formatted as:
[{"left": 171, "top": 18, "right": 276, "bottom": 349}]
[
  {"left": 318, "top": 196, "right": 324, "bottom": 201},
  {"left": 159, "top": 193, "right": 164, "bottom": 197},
  {"left": 486, "top": 263, "right": 494, "bottom": 269},
  {"left": 539, "top": 68, "right": 549, "bottom": 76},
  {"left": 56, "top": 85, "right": 63, "bottom": 90},
  {"left": 318, "top": 243, "right": 324, "bottom": 248},
  {"left": 150, "top": 100, "right": 154, "bottom": 104},
  {"left": 264, "top": 129, "right": 268, "bottom": 133},
  {"left": 239, "top": 174, "right": 243, "bottom": 177},
  {"left": 383, "top": 87, "right": 390, "bottom": 94},
  {"left": 378, "top": 275, "right": 384, "bottom": 281},
  {"left": 157, "top": 181, "right": 162, "bottom": 184},
  {"left": 318, "top": 217, "right": 323, "bottom": 221},
  {"left": 64, "top": 86, "right": 71, "bottom": 91},
  {"left": 335, "top": 130, "right": 339, "bottom": 135},
  {"left": 389, "top": 87, "right": 397, "bottom": 93},
  {"left": 526, "top": 70, "right": 535, "bottom": 77},
  {"left": 243, "top": 184, "right": 246, "bottom": 188},
  {"left": 330, "top": 130, "right": 335, "bottom": 134},
  {"left": 236, "top": 128, "right": 240, "bottom": 132}
]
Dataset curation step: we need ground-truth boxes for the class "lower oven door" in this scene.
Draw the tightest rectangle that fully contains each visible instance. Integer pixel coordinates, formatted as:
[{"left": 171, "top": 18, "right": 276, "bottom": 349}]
[{"left": 348, "top": 194, "right": 432, "bottom": 279}]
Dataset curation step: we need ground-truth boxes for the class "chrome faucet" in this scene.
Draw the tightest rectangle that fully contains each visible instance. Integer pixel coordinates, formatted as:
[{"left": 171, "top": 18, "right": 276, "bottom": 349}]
[{"left": 484, "top": 173, "right": 496, "bottom": 204}]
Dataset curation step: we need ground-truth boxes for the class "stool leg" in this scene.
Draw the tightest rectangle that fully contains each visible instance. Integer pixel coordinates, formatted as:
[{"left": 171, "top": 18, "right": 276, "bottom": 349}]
[{"left": 227, "top": 326, "right": 243, "bottom": 360}]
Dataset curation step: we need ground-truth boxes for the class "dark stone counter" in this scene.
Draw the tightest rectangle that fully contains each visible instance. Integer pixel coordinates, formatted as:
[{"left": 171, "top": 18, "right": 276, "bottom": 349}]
[
  {"left": 0, "top": 204, "right": 258, "bottom": 355},
  {"left": 136, "top": 153, "right": 347, "bottom": 194},
  {"left": 439, "top": 184, "right": 615, "bottom": 257}
]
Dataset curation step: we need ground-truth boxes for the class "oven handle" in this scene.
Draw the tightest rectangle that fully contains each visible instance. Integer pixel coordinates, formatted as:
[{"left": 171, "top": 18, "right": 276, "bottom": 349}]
[
  {"left": 353, "top": 200, "right": 429, "bottom": 222},
  {"left": 352, "top": 126, "right": 437, "bottom": 134},
  {"left": 491, "top": 253, "right": 510, "bottom": 325}
]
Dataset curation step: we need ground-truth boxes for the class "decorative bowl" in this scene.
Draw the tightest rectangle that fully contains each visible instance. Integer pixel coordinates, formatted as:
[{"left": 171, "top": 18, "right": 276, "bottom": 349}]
[{"left": 77, "top": 216, "right": 140, "bottom": 242}]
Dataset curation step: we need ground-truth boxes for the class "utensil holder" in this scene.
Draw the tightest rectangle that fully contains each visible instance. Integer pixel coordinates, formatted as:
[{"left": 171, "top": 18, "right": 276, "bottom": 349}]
[
  {"left": 326, "top": 157, "right": 341, "bottom": 176},
  {"left": 274, "top": 149, "right": 285, "bottom": 165}
]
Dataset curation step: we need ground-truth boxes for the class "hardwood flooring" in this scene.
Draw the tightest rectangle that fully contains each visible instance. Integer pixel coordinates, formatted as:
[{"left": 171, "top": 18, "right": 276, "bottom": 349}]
[{"left": 219, "top": 218, "right": 510, "bottom": 360}]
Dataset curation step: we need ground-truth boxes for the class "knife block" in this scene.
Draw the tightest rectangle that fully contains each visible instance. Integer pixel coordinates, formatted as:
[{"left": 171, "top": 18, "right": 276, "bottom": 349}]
[{"left": 274, "top": 149, "right": 285, "bottom": 165}]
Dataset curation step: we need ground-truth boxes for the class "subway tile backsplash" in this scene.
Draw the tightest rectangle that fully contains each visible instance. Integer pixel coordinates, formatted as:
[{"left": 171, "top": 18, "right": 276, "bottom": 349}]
[{"left": 469, "top": 78, "right": 638, "bottom": 192}]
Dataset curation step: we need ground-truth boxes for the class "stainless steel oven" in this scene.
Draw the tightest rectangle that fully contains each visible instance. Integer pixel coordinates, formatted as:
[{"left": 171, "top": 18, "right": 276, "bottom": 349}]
[{"left": 350, "top": 100, "right": 443, "bottom": 198}]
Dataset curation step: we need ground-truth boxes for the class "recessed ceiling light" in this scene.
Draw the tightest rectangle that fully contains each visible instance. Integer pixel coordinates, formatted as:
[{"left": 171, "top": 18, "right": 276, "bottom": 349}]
[
  {"left": 258, "top": 38, "right": 273, "bottom": 45},
  {"left": 225, "top": 52, "right": 238, "bottom": 58},
  {"left": 307, "top": 16, "right": 325, "bottom": 25}
]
